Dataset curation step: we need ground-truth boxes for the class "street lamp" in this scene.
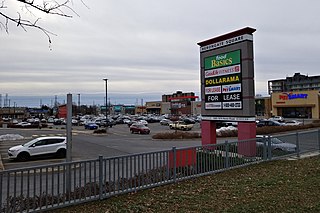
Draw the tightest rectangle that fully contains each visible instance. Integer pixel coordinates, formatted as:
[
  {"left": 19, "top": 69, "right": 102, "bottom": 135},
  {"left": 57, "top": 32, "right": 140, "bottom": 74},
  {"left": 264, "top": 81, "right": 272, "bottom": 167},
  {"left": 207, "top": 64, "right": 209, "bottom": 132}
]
[
  {"left": 13, "top": 102, "right": 16, "bottom": 119},
  {"left": 103, "top": 78, "right": 108, "bottom": 117},
  {"left": 77, "top": 94, "right": 81, "bottom": 115}
]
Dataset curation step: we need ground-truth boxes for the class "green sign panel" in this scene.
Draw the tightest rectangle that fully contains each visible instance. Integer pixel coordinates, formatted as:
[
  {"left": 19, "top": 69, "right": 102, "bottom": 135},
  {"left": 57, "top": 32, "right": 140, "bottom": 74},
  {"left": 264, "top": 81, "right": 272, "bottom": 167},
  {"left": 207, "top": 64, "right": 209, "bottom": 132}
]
[
  {"left": 114, "top": 106, "right": 122, "bottom": 111},
  {"left": 204, "top": 50, "right": 241, "bottom": 70}
]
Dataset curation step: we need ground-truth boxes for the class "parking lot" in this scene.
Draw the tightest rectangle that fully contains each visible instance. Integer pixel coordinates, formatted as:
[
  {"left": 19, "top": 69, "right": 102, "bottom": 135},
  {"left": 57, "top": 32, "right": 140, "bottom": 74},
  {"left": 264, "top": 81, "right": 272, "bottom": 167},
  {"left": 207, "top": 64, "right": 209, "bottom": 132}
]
[{"left": 0, "top": 122, "right": 202, "bottom": 170}]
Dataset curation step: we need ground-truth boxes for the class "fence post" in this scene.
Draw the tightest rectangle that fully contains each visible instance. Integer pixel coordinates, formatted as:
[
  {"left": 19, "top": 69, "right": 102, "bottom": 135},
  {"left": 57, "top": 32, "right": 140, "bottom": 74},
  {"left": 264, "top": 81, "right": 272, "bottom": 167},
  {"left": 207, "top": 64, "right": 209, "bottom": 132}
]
[
  {"left": 296, "top": 132, "right": 300, "bottom": 158},
  {"left": 0, "top": 173, "right": 2, "bottom": 211},
  {"left": 263, "top": 136, "right": 267, "bottom": 161},
  {"left": 267, "top": 136, "right": 272, "bottom": 160},
  {"left": 225, "top": 140, "right": 229, "bottom": 169},
  {"left": 318, "top": 129, "right": 320, "bottom": 152},
  {"left": 172, "top": 147, "right": 177, "bottom": 183},
  {"left": 99, "top": 155, "right": 103, "bottom": 200}
]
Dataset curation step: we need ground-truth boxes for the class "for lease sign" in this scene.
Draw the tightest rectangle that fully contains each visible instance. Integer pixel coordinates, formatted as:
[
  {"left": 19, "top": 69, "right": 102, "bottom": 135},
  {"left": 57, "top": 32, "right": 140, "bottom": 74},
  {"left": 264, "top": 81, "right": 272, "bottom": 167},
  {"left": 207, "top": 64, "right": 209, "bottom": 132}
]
[{"left": 204, "top": 50, "right": 242, "bottom": 110}]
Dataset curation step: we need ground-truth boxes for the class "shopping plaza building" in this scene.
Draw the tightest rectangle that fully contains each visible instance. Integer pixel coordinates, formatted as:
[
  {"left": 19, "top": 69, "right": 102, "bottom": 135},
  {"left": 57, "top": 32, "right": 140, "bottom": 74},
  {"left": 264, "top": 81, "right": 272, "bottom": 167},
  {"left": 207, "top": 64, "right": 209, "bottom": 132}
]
[
  {"left": 266, "top": 73, "right": 320, "bottom": 119},
  {"left": 1, "top": 73, "right": 320, "bottom": 119}
]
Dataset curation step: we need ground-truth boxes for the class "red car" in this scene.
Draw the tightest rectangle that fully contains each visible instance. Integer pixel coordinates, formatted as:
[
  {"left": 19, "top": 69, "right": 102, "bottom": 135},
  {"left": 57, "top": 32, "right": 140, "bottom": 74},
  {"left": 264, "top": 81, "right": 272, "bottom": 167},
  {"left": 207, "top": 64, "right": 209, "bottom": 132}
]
[{"left": 129, "top": 124, "right": 150, "bottom": 134}]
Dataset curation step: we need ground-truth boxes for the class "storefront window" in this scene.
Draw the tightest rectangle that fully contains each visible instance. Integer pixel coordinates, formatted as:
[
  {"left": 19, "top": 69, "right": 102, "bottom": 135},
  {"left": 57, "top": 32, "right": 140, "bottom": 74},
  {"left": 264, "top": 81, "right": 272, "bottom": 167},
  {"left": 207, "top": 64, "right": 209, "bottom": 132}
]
[{"left": 282, "top": 107, "right": 311, "bottom": 118}]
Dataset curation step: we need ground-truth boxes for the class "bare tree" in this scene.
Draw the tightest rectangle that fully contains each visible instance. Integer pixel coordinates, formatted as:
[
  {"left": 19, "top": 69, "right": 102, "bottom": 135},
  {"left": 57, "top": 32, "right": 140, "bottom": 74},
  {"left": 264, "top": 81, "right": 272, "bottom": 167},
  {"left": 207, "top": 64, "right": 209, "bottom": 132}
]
[{"left": 0, "top": 0, "right": 81, "bottom": 45}]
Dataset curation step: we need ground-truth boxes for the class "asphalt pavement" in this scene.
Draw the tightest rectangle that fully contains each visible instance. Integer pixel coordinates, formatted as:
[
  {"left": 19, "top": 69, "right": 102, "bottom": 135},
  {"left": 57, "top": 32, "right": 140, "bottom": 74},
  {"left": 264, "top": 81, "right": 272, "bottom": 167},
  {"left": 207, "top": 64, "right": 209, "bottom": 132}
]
[
  {"left": 0, "top": 123, "right": 202, "bottom": 170},
  {"left": 1, "top": 122, "right": 319, "bottom": 171}
]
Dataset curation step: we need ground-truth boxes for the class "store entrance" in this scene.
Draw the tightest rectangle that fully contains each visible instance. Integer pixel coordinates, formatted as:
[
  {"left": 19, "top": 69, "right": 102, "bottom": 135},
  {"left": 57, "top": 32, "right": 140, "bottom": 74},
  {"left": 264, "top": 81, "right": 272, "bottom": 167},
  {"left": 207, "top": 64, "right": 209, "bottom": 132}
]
[{"left": 281, "top": 107, "right": 312, "bottom": 118}]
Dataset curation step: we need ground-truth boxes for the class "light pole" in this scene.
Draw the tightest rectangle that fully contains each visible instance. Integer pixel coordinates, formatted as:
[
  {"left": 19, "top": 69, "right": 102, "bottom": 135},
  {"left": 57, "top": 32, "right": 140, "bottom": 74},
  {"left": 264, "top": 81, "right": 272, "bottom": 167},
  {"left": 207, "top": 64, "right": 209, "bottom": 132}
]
[
  {"left": 103, "top": 78, "right": 108, "bottom": 117},
  {"left": 77, "top": 94, "right": 80, "bottom": 115},
  {"left": 13, "top": 102, "right": 16, "bottom": 119}
]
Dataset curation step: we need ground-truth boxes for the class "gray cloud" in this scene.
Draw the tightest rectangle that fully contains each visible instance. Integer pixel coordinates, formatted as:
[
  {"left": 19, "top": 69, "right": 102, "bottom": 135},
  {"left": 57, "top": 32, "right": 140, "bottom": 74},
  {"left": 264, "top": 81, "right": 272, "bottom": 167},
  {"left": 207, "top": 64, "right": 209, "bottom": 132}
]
[{"left": 1, "top": 0, "right": 320, "bottom": 103}]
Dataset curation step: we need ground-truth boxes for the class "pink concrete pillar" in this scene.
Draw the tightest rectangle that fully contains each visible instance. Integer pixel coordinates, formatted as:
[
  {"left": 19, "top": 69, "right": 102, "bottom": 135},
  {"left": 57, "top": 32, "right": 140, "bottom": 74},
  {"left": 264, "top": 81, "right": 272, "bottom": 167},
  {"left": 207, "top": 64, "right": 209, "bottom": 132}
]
[
  {"left": 201, "top": 120, "right": 217, "bottom": 146},
  {"left": 238, "top": 122, "right": 257, "bottom": 156}
]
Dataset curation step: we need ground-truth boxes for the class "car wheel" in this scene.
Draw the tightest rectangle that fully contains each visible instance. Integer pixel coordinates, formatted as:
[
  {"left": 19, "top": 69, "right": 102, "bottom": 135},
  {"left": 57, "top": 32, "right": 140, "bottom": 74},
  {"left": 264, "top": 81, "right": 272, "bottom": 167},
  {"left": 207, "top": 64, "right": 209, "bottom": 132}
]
[
  {"left": 131, "top": 130, "right": 134, "bottom": 134},
  {"left": 17, "top": 152, "right": 30, "bottom": 161},
  {"left": 56, "top": 149, "right": 66, "bottom": 158},
  {"left": 139, "top": 130, "right": 142, "bottom": 134},
  {"left": 169, "top": 126, "right": 173, "bottom": 129}
]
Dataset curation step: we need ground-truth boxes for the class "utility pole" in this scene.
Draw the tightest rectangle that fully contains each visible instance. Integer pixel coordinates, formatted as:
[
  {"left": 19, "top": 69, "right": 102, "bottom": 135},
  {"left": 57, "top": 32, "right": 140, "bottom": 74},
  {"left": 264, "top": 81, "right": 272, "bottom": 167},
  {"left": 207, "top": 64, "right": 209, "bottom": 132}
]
[
  {"left": 66, "top": 93, "right": 72, "bottom": 162},
  {"left": 103, "top": 78, "right": 108, "bottom": 117},
  {"left": 66, "top": 93, "right": 72, "bottom": 193}
]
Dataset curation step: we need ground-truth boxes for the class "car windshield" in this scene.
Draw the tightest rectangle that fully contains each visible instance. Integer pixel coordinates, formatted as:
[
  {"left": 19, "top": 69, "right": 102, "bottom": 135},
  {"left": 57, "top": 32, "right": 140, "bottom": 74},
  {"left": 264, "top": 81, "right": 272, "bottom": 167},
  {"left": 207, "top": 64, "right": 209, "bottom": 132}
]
[
  {"left": 271, "top": 138, "right": 284, "bottom": 144},
  {"left": 23, "top": 138, "right": 39, "bottom": 147},
  {"left": 134, "top": 124, "right": 145, "bottom": 128}
]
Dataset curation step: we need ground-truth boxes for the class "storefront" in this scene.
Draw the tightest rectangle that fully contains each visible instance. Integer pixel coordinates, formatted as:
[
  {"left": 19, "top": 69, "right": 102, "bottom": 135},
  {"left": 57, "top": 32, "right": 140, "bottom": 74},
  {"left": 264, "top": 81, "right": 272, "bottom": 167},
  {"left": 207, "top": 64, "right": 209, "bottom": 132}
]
[
  {"left": 145, "top": 101, "right": 161, "bottom": 115},
  {"left": 271, "top": 90, "right": 320, "bottom": 119}
]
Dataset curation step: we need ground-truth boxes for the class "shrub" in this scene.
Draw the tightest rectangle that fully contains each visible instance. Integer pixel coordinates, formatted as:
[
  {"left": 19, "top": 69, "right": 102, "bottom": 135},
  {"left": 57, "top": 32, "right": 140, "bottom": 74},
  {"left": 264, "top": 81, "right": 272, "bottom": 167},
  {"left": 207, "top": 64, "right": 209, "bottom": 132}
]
[
  {"left": 256, "top": 123, "right": 320, "bottom": 135},
  {"left": 93, "top": 129, "right": 107, "bottom": 134},
  {"left": 152, "top": 131, "right": 201, "bottom": 139},
  {"left": 153, "top": 123, "right": 320, "bottom": 140}
]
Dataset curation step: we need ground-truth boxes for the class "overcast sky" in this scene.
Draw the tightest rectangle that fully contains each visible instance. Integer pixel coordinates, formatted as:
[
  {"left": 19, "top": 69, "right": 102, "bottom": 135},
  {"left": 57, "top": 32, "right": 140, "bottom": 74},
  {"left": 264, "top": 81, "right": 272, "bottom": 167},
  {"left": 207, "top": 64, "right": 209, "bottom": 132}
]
[{"left": 1, "top": 0, "right": 320, "bottom": 105}]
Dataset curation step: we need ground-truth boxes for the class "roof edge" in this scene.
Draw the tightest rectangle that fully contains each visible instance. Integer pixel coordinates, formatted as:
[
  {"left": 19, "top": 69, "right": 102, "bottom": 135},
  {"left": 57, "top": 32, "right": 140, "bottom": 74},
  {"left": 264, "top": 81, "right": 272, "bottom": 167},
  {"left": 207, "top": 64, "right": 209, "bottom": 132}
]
[{"left": 197, "top": 27, "right": 256, "bottom": 47}]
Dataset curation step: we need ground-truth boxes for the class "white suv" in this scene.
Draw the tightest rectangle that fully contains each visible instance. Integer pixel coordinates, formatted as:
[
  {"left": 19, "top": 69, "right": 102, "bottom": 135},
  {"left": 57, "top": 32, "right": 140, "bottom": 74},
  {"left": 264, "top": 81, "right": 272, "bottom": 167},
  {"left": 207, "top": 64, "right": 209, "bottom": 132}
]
[
  {"left": 8, "top": 136, "right": 67, "bottom": 161},
  {"left": 269, "top": 116, "right": 284, "bottom": 122}
]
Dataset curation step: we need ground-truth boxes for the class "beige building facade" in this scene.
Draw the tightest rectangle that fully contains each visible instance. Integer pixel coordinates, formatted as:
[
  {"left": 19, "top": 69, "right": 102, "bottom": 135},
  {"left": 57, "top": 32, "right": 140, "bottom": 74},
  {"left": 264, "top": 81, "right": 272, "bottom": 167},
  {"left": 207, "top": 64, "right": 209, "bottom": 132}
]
[{"left": 271, "top": 90, "right": 320, "bottom": 119}]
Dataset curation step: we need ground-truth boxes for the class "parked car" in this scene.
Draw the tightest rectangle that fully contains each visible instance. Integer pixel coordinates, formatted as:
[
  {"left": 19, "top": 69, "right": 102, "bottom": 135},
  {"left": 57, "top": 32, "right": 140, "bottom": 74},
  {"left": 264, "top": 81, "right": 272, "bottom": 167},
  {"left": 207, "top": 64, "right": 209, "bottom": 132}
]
[
  {"left": 256, "top": 120, "right": 285, "bottom": 127},
  {"left": 100, "top": 118, "right": 116, "bottom": 128},
  {"left": 160, "top": 119, "right": 172, "bottom": 126},
  {"left": 47, "top": 117, "right": 54, "bottom": 123},
  {"left": 15, "top": 122, "right": 32, "bottom": 127},
  {"left": 127, "top": 120, "right": 148, "bottom": 127},
  {"left": 137, "top": 119, "right": 148, "bottom": 126},
  {"left": 256, "top": 135, "right": 296, "bottom": 152},
  {"left": 84, "top": 123, "right": 99, "bottom": 130},
  {"left": 8, "top": 136, "right": 67, "bottom": 161},
  {"left": 269, "top": 116, "right": 285, "bottom": 122},
  {"left": 129, "top": 124, "right": 150, "bottom": 134},
  {"left": 182, "top": 118, "right": 196, "bottom": 124},
  {"left": 53, "top": 119, "right": 64, "bottom": 125},
  {"left": 285, "top": 120, "right": 302, "bottom": 126},
  {"left": 169, "top": 121, "right": 193, "bottom": 131},
  {"left": 72, "top": 119, "right": 79, "bottom": 125}
]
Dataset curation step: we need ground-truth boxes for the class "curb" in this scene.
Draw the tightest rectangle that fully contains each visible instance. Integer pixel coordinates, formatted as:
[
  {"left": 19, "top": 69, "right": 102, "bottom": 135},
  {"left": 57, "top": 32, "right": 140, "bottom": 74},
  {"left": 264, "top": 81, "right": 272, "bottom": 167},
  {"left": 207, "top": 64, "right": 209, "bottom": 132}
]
[{"left": 287, "top": 151, "right": 320, "bottom": 161}]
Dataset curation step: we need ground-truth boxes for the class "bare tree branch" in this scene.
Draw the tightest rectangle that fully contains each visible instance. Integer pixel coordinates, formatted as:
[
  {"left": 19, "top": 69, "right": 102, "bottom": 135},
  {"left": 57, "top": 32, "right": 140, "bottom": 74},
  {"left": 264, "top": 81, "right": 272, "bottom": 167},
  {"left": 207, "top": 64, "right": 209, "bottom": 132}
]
[
  {"left": 0, "top": 0, "right": 81, "bottom": 47},
  {"left": 0, "top": 10, "right": 56, "bottom": 42},
  {"left": 17, "top": 0, "right": 79, "bottom": 17}
]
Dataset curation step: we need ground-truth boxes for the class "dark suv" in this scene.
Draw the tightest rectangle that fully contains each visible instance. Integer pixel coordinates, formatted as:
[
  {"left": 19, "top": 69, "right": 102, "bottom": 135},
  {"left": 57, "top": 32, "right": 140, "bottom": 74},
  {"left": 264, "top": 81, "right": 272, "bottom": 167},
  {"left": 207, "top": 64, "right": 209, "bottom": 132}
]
[{"left": 100, "top": 118, "right": 116, "bottom": 128}]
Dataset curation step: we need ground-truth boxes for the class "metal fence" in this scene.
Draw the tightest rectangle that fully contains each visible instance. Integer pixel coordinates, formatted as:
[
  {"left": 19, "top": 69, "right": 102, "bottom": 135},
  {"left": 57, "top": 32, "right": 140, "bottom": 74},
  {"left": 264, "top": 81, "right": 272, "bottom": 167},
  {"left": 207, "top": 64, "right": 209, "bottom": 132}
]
[{"left": 1, "top": 129, "right": 320, "bottom": 212}]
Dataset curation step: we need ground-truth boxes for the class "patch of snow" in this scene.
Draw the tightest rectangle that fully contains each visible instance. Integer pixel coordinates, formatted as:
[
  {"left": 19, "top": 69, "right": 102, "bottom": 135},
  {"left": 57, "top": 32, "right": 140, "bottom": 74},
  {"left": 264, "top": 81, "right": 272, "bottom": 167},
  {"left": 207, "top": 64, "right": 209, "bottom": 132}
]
[
  {"left": 216, "top": 126, "right": 237, "bottom": 136},
  {"left": 0, "top": 134, "right": 24, "bottom": 141}
]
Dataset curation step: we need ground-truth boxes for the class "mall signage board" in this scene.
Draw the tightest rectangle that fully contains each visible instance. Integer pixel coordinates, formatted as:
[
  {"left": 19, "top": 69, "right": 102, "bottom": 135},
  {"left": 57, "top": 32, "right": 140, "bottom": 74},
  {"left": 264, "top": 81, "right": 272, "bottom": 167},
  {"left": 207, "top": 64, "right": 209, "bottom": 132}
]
[
  {"left": 198, "top": 27, "right": 256, "bottom": 122},
  {"left": 204, "top": 49, "right": 242, "bottom": 110}
]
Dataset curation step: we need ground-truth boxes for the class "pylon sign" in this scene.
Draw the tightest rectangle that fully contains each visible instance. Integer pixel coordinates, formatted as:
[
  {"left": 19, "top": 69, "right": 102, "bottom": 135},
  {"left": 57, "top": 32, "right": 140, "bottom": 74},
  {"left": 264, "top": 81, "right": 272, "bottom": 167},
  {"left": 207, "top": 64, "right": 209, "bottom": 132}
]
[{"left": 198, "top": 27, "right": 256, "bottom": 122}]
